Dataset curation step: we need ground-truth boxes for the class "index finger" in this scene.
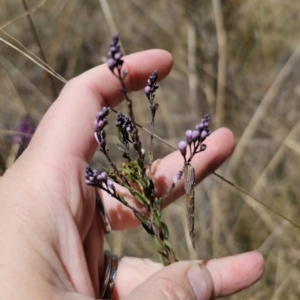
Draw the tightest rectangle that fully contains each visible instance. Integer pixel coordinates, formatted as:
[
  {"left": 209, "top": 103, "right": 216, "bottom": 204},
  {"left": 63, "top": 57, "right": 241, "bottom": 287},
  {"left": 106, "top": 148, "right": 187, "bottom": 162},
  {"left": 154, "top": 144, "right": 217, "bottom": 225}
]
[{"left": 29, "top": 50, "right": 173, "bottom": 162}]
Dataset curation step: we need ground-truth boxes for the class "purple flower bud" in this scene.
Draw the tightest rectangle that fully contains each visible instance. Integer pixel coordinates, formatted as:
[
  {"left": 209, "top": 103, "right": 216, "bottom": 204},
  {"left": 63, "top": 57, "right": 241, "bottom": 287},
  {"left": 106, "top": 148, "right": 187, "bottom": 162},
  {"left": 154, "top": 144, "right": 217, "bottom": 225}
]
[
  {"left": 144, "top": 86, "right": 151, "bottom": 95},
  {"left": 145, "top": 70, "right": 159, "bottom": 101},
  {"left": 104, "top": 106, "right": 110, "bottom": 114},
  {"left": 94, "top": 119, "right": 99, "bottom": 131},
  {"left": 141, "top": 148, "right": 145, "bottom": 156},
  {"left": 204, "top": 113, "right": 210, "bottom": 121},
  {"left": 101, "top": 172, "right": 108, "bottom": 182},
  {"left": 107, "top": 58, "right": 116, "bottom": 70},
  {"left": 107, "top": 33, "right": 124, "bottom": 73},
  {"left": 195, "top": 122, "right": 204, "bottom": 131},
  {"left": 13, "top": 115, "right": 35, "bottom": 159},
  {"left": 201, "top": 130, "right": 208, "bottom": 140},
  {"left": 178, "top": 141, "right": 187, "bottom": 155},
  {"left": 107, "top": 180, "right": 115, "bottom": 189},
  {"left": 185, "top": 130, "right": 193, "bottom": 144},
  {"left": 114, "top": 52, "right": 123, "bottom": 60},
  {"left": 96, "top": 111, "right": 104, "bottom": 119},
  {"left": 200, "top": 144, "right": 207, "bottom": 151},
  {"left": 97, "top": 172, "right": 108, "bottom": 183},
  {"left": 94, "top": 132, "right": 101, "bottom": 145},
  {"left": 191, "top": 130, "right": 200, "bottom": 142},
  {"left": 173, "top": 171, "right": 183, "bottom": 184},
  {"left": 97, "top": 107, "right": 110, "bottom": 120},
  {"left": 97, "top": 120, "right": 105, "bottom": 130}
]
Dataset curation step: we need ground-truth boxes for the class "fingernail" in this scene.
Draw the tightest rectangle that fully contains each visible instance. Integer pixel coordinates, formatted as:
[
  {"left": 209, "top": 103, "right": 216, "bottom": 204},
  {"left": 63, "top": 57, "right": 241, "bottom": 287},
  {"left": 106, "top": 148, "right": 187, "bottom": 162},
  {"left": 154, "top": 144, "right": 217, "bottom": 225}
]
[{"left": 187, "top": 264, "right": 212, "bottom": 300}]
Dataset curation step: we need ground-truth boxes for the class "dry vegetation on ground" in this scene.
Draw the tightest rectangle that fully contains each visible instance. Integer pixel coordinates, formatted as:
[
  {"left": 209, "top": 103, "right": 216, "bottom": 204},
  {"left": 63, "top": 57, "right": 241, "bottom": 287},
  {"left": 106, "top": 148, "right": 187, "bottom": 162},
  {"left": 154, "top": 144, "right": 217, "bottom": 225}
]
[{"left": 1, "top": 0, "right": 300, "bottom": 298}]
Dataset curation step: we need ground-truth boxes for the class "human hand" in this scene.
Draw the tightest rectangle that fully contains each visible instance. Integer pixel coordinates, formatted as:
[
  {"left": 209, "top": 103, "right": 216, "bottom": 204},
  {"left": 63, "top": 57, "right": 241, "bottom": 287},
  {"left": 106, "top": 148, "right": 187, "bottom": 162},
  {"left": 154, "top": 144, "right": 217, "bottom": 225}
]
[{"left": 0, "top": 50, "right": 264, "bottom": 299}]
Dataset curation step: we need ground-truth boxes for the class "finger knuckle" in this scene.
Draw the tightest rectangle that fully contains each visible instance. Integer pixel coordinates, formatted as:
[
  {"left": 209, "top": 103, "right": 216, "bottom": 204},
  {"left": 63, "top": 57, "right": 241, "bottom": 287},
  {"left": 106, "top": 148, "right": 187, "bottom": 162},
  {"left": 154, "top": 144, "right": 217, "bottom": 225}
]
[{"left": 148, "top": 276, "right": 193, "bottom": 300}]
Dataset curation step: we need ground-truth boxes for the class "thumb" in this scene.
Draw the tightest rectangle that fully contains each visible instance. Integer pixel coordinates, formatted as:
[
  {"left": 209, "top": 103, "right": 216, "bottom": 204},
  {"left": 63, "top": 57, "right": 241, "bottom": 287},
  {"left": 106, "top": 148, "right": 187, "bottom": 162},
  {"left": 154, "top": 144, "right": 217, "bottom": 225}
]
[{"left": 125, "top": 261, "right": 213, "bottom": 300}]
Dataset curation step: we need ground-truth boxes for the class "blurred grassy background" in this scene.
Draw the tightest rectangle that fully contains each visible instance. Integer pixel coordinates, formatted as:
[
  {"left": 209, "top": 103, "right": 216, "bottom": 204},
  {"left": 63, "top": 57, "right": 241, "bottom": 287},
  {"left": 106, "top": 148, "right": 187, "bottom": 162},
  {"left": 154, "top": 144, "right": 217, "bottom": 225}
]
[{"left": 1, "top": 0, "right": 300, "bottom": 298}]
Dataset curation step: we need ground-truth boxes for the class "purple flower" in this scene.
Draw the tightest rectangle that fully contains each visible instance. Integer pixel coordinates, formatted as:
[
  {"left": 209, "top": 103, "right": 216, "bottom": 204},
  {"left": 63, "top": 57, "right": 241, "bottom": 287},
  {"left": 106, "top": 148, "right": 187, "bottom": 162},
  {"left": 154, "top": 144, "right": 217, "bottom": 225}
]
[
  {"left": 191, "top": 130, "right": 200, "bottom": 142},
  {"left": 85, "top": 165, "right": 99, "bottom": 186},
  {"left": 107, "top": 179, "right": 114, "bottom": 187},
  {"left": 201, "top": 130, "right": 208, "bottom": 140},
  {"left": 177, "top": 141, "right": 187, "bottom": 156},
  {"left": 173, "top": 170, "right": 183, "bottom": 184},
  {"left": 85, "top": 166, "right": 117, "bottom": 197},
  {"left": 107, "top": 33, "right": 124, "bottom": 73},
  {"left": 145, "top": 70, "right": 159, "bottom": 103},
  {"left": 13, "top": 115, "right": 35, "bottom": 159},
  {"left": 96, "top": 106, "right": 110, "bottom": 119},
  {"left": 97, "top": 172, "right": 108, "bottom": 184},
  {"left": 179, "top": 114, "right": 211, "bottom": 162},
  {"left": 94, "top": 107, "right": 111, "bottom": 153},
  {"left": 200, "top": 144, "right": 207, "bottom": 151},
  {"left": 116, "top": 112, "right": 140, "bottom": 145},
  {"left": 144, "top": 86, "right": 151, "bottom": 95},
  {"left": 13, "top": 115, "right": 35, "bottom": 145},
  {"left": 185, "top": 130, "right": 193, "bottom": 145}
]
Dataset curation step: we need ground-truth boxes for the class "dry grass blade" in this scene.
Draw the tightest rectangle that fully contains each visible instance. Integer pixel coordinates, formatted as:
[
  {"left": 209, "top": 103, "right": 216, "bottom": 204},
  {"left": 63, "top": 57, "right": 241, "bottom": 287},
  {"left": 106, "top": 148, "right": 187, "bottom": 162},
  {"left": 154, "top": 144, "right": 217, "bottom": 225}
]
[
  {"left": 21, "top": 0, "right": 58, "bottom": 98},
  {"left": 272, "top": 267, "right": 299, "bottom": 299},
  {"left": 0, "top": 65, "right": 27, "bottom": 113},
  {"left": 227, "top": 43, "right": 300, "bottom": 176},
  {"left": 231, "top": 119, "right": 300, "bottom": 244},
  {"left": 0, "top": 0, "right": 46, "bottom": 30},
  {"left": 47, "top": 0, "right": 73, "bottom": 73},
  {"left": 184, "top": 163, "right": 196, "bottom": 250},
  {"left": 212, "top": 0, "right": 227, "bottom": 128},
  {"left": 251, "top": 119, "right": 300, "bottom": 196},
  {"left": 187, "top": 21, "right": 198, "bottom": 122},
  {"left": 0, "top": 38, "right": 67, "bottom": 83},
  {"left": 99, "top": 0, "right": 118, "bottom": 36},
  {"left": 130, "top": 0, "right": 173, "bottom": 36},
  {"left": 214, "top": 172, "right": 300, "bottom": 231},
  {"left": 0, "top": 56, "right": 53, "bottom": 107}
]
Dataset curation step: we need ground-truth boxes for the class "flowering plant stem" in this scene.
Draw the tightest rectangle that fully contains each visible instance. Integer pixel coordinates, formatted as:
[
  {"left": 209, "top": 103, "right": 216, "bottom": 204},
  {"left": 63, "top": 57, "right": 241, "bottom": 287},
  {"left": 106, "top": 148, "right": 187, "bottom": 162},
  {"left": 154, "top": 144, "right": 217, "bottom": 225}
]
[{"left": 86, "top": 33, "right": 210, "bottom": 266}]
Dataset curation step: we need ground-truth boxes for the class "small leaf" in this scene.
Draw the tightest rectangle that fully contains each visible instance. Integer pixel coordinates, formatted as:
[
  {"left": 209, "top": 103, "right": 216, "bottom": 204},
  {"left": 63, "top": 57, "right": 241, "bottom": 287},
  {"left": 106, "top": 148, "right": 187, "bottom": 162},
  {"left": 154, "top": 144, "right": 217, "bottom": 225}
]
[
  {"left": 117, "top": 128, "right": 125, "bottom": 144},
  {"left": 163, "top": 239, "right": 177, "bottom": 257},
  {"left": 153, "top": 197, "right": 162, "bottom": 212},
  {"left": 127, "top": 187, "right": 151, "bottom": 206},
  {"left": 158, "top": 252, "right": 170, "bottom": 266},
  {"left": 148, "top": 152, "right": 153, "bottom": 164},
  {"left": 153, "top": 236, "right": 167, "bottom": 253},
  {"left": 134, "top": 141, "right": 142, "bottom": 153},
  {"left": 116, "top": 143, "right": 126, "bottom": 152},
  {"left": 134, "top": 212, "right": 149, "bottom": 224},
  {"left": 142, "top": 222, "right": 154, "bottom": 235},
  {"left": 161, "top": 222, "right": 169, "bottom": 239},
  {"left": 122, "top": 152, "right": 131, "bottom": 161},
  {"left": 145, "top": 178, "right": 155, "bottom": 198},
  {"left": 153, "top": 215, "right": 162, "bottom": 230},
  {"left": 117, "top": 194, "right": 129, "bottom": 206},
  {"left": 163, "top": 241, "right": 178, "bottom": 262}
]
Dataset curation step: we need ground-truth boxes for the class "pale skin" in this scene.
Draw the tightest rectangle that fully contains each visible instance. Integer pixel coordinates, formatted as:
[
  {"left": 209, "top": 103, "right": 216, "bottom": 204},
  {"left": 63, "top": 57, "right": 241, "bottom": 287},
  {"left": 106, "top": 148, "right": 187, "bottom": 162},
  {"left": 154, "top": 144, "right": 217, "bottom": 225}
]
[{"left": 0, "top": 50, "right": 264, "bottom": 299}]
